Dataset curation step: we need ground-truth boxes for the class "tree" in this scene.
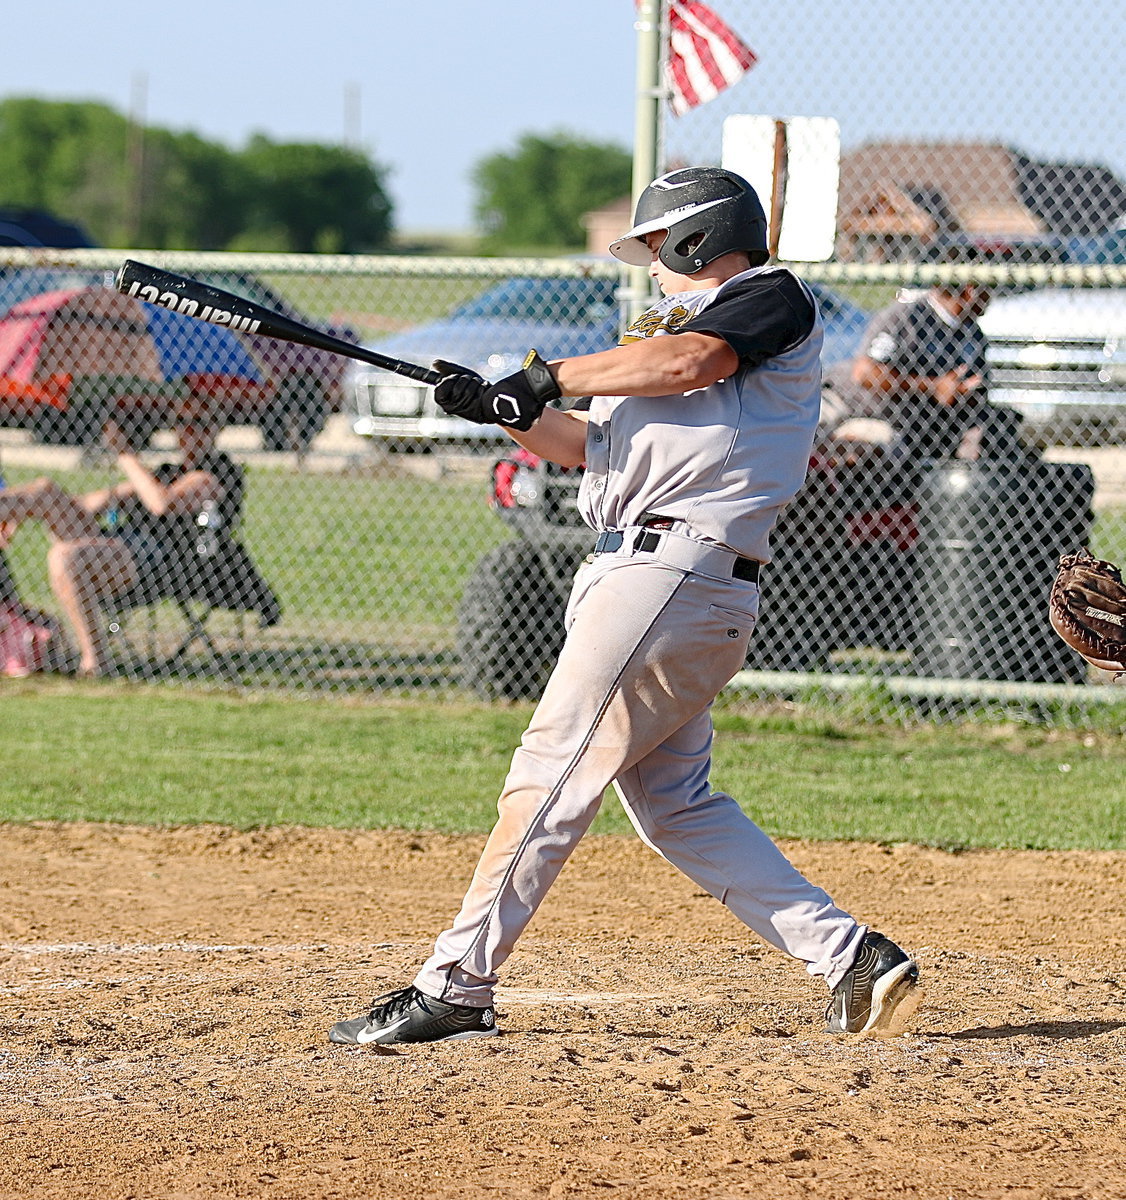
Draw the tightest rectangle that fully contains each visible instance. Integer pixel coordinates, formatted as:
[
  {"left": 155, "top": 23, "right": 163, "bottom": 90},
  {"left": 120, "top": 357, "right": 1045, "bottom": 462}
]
[
  {"left": 134, "top": 129, "right": 249, "bottom": 250},
  {"left": 474, "top": 132, "right": 632, "bottom": 252},
  {"left": 0, "top": 98, "right": 395, "bottom": 251},
  {"left": 0, "top": 98, "right": 131, "bottom": 242},
  {"left": 237, "top": 137, "right": 393, "bottom": 254}
]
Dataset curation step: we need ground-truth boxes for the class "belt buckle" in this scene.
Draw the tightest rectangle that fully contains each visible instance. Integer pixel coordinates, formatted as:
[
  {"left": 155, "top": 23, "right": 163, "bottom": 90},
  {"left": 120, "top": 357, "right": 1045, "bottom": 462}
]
[{"left": 594, "top": 530, "right": 624, "bottom": 554}]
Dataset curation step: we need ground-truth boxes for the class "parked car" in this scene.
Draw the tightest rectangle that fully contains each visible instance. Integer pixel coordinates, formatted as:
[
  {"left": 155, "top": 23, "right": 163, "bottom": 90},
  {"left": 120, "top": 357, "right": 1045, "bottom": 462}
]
[
  {"left": 980, "top": 287, "right": 1126, "bottom": 445},
  {"left": 197, "top": 270, "right": 358, "bottom": 451},
  {"left": 1062, "top": 229, "right": 1126, "bottom": 265},
  {"left": 0, "top": 268, "right": 355, "bottom": 450},
  {"left": 0, "top": 285, "right": 274, "bottom": 446},
  {"left": 348, "top": 276, "right": 870, "bottom": 450},
  {"left": 0, "top": 208, "right": 95, "bottom": 248}
]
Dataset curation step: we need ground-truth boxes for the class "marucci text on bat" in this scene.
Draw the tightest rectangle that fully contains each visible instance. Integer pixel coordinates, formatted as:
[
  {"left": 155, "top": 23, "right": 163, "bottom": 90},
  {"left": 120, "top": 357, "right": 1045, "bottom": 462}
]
[{"left": 121, "top": 281, "right": 263, "bottom": 334}]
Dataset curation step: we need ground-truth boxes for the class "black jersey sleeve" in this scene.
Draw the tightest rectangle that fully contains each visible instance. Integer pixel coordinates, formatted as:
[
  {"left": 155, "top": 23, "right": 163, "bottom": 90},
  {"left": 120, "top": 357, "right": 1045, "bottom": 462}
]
[{"left": 679, "top": 270, "right": 817, "bottom": 367}]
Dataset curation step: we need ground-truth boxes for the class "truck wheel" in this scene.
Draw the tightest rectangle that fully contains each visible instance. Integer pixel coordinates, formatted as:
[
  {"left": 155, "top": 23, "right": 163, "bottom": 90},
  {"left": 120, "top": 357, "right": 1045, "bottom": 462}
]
[{"left": 457, "top": 541, "right": 565, "bottom": 700}]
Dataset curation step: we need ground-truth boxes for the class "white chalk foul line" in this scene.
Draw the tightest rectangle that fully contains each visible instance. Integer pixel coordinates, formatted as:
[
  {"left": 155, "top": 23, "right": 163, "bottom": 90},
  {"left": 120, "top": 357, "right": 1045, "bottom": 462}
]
[
  {"left": 0, "top": 941, "right": 414, "bottom": 956},
  {"left": 0, "top": 945, "right": 664, "bottom": 1007}
]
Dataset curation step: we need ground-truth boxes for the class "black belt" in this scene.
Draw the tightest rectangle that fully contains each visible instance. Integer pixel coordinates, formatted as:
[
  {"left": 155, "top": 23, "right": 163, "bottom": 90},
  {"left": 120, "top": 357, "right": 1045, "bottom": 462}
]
[{"left": 592, "top": 528, "right": 761, "bottom": 583}]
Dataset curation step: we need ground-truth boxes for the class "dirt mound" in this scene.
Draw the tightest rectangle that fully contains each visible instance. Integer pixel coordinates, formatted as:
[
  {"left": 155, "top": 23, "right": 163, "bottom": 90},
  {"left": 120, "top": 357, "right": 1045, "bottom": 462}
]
[{"left": 2, "top": 823, "right": 1124, "bottom": 1198}]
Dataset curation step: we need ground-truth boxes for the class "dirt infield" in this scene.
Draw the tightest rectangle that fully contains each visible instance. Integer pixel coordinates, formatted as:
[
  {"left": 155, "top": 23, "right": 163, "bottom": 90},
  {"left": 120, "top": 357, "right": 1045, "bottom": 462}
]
[{"left": 2, "top": 823, "right": 1125, "bottom": 1199}]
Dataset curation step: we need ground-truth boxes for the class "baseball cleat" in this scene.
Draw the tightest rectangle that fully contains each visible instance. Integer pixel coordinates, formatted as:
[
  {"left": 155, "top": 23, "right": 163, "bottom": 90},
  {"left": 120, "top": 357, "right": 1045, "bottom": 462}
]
[
  {"left": 329, "top": 985, "right": 499, "bottom": 1046},
  {"left": 826, "top": 931, "right": 922, "bottom": 1036}
]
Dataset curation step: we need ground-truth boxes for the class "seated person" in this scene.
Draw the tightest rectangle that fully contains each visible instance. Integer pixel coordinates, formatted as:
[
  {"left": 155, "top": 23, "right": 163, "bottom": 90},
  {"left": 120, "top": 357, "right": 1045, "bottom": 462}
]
[
  {"left": 847, "top": 274, "right": 1029, "bottom": 466},
  {"left": 0, "top": 395, "right": 253, "bottom": 677}
]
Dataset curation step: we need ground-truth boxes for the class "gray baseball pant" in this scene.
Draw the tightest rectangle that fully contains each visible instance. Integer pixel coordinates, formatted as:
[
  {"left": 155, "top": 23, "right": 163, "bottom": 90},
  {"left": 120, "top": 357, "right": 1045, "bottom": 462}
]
[{"left": 413, "top": 550, "right": 865, "bottom": 1007}]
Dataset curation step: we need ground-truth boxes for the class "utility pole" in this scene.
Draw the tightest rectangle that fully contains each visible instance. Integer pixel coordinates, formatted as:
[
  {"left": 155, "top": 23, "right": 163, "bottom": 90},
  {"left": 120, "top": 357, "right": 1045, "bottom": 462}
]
[
  {"left": 344, "top": 83, "right": 362, "bottom": 149},
  {"left": 125, "top": 72, "right": 147, "bottom": 246},
  {"left": 623, "top": 0, "right": 665, "bottom": 324}
]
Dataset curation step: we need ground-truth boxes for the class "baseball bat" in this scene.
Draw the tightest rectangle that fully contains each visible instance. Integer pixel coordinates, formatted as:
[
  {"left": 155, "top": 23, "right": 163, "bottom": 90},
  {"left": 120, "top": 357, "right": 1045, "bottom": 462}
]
[{"left": 114, "top": 259, "right": 441, "bottom": 386}]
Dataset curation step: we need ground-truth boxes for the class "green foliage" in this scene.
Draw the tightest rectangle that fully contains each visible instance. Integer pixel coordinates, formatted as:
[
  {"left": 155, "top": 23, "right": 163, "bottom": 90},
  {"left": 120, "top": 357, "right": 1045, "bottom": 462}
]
[
  {"left": 136, "top": 128, "right": 250, "bottom": 250},
  {"left": 474, "top": 131, "right": 631, "bottom": 252},
  {"left": 0, "top": 98, "right": 129, "bottom": 237},
  {"left": 0, "top": 97, "right": 394, "bottom": 251},
  {"left": 237, "top": 136, "right": 393, "bottom": 253}
]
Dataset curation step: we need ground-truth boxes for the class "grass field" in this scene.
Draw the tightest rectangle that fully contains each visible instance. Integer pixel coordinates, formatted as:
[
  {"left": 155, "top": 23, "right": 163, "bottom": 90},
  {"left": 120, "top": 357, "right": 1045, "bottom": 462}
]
[{"left": 1, "top": 678, "right": 1122, "bottom": 850}]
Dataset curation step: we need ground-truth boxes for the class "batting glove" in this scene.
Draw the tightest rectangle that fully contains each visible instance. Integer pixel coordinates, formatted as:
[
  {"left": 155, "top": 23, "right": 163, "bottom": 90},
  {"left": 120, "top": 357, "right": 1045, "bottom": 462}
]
[{"left": 433, "top": 351, "right": 560, "bottom": 432}]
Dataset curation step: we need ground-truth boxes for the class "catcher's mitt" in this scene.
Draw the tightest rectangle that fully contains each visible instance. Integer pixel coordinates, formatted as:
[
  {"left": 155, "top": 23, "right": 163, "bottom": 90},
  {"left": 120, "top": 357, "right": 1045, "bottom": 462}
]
[{"left": 1049, "top": 549, "right": 1126, "bottom": 674}]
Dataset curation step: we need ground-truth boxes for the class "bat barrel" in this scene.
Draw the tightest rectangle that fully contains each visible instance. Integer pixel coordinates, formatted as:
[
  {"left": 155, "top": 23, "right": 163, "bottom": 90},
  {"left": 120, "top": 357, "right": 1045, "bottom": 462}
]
[{"left": 115, "top": 259, "right": 441, "bottom": 387}]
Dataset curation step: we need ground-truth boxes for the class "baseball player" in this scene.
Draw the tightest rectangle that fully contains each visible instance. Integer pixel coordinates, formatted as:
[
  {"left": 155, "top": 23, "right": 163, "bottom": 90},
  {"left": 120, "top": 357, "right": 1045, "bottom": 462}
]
[{"left": 329, "top": 167, "right": 921, "bottom": 1046}]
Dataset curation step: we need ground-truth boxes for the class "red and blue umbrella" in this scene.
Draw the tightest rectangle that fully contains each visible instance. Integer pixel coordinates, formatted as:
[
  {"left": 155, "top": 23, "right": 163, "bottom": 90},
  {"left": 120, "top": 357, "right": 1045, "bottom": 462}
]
[{"left": 0, "top": 286, "right": 275, "bottom": 423}]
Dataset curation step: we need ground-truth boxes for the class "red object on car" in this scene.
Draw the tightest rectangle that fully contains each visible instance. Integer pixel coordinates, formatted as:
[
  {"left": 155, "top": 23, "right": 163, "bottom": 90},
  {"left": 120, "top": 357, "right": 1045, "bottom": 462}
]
[{"left": 491, "top": 447, "right": 542, "bottom": 509}]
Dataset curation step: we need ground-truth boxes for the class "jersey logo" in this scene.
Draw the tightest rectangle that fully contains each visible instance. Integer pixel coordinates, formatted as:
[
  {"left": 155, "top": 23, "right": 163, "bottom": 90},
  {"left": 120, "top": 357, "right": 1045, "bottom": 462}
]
[{"left": 619, "top": 303, "right": 697, "bottom": 343}]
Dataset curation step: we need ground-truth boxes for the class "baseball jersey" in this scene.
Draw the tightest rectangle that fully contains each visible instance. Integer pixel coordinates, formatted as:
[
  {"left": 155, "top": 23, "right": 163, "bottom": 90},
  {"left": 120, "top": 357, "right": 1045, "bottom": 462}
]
[
  {"left": 578, "top": 265, "right": 823, "bottom": 563},
  {"left": 861, "top": 292, "right": 989, "bottom": 398}
]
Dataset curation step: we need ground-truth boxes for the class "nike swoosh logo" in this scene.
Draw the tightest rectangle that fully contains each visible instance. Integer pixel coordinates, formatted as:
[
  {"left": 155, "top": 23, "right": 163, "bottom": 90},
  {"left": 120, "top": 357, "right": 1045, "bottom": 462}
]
[
  {"left": 356, "top": 1014, "right": 411, "bottom": 1043},
  {"left": 651, "top": 177, "right": 698, "bottom": 190}
]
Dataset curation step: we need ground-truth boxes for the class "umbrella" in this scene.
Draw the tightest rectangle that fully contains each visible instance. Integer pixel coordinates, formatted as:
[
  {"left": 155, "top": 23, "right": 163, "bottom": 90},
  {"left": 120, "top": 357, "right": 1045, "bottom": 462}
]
[{"left": 0, "top": 286, "right": 275, "bottom": 438}]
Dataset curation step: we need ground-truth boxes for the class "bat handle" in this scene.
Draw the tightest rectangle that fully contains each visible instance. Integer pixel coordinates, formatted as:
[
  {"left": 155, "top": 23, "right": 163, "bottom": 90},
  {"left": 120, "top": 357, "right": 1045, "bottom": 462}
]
[{"left": 410, "top": 364, "right": 442, "bottom": 387}]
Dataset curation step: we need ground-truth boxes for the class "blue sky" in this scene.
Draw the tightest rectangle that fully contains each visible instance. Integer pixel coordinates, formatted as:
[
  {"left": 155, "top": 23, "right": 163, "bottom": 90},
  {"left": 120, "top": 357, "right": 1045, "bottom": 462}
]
[{"left": 7, "top": 1, "right": 1124, "bottom": 234}]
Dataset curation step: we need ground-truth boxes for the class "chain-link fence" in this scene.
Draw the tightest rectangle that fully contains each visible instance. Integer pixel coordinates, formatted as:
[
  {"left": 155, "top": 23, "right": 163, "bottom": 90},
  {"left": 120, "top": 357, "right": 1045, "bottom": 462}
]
[{"left": 1, "top": 241, "right": 1123, "bottom": 723}]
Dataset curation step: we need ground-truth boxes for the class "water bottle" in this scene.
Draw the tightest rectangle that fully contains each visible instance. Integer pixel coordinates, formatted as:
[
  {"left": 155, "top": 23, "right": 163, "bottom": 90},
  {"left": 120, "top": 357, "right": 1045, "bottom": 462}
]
[{"left": 195, "top": 500, "right": 221, "bottom": 557}]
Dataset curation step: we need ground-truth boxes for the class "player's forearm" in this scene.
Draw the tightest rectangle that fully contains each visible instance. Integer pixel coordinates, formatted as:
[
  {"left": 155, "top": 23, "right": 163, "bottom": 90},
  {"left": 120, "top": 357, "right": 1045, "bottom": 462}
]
[
  {"left": 852, "top": 357, "right": 977, "bottom": 404},
  {"left": 504, "top": 407, "right": 589, "bottom": 467},
  {"left": 852, "top": 357, "right": 921, "bottom": 394},
  {"left": 551, "top": 332, "right": 738, "bottom": 399}
]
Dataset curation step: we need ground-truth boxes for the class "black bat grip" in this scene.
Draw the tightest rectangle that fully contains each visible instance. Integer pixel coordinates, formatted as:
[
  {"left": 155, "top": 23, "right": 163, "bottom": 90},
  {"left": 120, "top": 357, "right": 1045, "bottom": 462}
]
[{"left": 395, "top": 361, "right": 442, "bottom": 386}]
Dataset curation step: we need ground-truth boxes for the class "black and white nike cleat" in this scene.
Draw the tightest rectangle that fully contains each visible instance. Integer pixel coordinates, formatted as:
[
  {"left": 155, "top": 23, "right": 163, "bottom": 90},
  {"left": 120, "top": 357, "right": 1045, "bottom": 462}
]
[
  {"left": 329, "top": 985, "right": 499, "bottom": 1045},
  {"left": 826, "top": 931, "right": 922, "bottom": 1036}
]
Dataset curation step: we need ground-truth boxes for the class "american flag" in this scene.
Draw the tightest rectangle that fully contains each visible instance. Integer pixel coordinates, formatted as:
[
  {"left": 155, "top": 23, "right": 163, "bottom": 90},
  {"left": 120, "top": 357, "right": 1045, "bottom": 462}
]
[{"left": 665, "top": 0, "right": 757, "bottom": 115}]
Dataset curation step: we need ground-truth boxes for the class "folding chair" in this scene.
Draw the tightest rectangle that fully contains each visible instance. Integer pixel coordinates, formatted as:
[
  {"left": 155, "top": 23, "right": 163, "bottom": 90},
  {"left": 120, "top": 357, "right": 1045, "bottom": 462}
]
[{"left": 104, "top": 520, "right": 281, "bottom": 679}]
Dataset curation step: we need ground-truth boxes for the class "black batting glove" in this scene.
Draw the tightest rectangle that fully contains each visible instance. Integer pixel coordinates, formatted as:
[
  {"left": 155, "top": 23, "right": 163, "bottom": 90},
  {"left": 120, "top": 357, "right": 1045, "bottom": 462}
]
[
  {"left": 433, "top": 360, "right": 489, "bottom": 423},
  {"left": 433, "top": 351, "right": 561, "bottom": 432}
]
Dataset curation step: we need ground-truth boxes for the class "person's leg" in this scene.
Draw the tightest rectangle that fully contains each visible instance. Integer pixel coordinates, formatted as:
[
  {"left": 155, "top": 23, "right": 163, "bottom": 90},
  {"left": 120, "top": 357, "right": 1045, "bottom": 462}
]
[
  {"left": 891, "top": 399, "right": 967, "bottom": 463},
  {"left": 615, "top": 718, "right": 921, "bottom": 1033},
  {"left": 47, "top": 538, "right": 137, "bottom": 675},
  {"left": 411, "top": 559, "right": 768, "bottom": 1007},
  {"left": 0, "top": 479, "right": 104, "bottom": 543},
  {"left": 611, "top": 708, "right": 864, "bottom": 990}
]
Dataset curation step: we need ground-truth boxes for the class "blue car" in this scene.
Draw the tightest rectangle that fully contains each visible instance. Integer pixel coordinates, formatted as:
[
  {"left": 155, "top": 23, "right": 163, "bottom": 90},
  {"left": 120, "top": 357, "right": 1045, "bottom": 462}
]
[{"left": 348, "top": 274, "right": 869, "bottom": 447}]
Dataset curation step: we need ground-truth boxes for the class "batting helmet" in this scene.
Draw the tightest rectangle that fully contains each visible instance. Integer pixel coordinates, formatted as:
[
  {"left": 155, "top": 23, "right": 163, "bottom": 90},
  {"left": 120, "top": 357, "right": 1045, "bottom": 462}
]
[{"left": 609, "top": 166, "right": 770, "bottom": 274}]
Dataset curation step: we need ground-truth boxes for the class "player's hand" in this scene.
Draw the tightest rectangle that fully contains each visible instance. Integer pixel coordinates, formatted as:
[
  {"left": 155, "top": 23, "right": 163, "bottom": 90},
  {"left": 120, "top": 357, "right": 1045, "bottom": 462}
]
[
  {"left": 932, "top": 365, "right": 983, "bottom": 407},
  {"left": 433, "top": 360, "right": 489, "bottom": 423},
  {"left": 433, "top": 351, "right": 561, "bottom": 432}
]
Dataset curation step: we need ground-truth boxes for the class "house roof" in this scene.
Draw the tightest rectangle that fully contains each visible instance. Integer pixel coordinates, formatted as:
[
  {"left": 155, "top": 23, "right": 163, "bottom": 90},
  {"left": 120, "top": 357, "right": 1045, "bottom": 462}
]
[
  {"left": 838, "top": 142, "right": 1041, "bottom": 238},
  {"left": 838, "top": 141, "right": 1126, "bottom": 241}
]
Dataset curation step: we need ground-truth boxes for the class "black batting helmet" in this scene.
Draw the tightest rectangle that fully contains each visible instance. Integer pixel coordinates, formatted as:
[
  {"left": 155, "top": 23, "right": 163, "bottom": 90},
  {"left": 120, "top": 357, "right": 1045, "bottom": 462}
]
[{"left": 609, "top": 166, "right": 769, "bottom": 274}]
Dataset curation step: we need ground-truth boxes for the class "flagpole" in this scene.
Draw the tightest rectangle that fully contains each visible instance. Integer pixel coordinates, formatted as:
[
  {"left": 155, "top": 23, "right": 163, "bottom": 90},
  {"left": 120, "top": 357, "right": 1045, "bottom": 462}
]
[{"left": 624, "top": 0, "right": 665, "bottom": 323}]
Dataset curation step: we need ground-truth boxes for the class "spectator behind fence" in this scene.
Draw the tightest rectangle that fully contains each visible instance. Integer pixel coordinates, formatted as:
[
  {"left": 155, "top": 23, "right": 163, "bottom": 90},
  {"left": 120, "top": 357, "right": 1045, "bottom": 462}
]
[
  {"left": 0, "top": 395, "right": 242, "bottom": 677},
  {"left": 846, "top": 253, "right": 1030, "bottom": 465}
]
